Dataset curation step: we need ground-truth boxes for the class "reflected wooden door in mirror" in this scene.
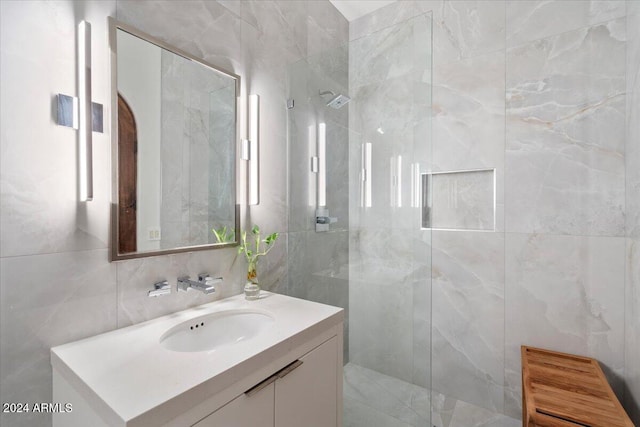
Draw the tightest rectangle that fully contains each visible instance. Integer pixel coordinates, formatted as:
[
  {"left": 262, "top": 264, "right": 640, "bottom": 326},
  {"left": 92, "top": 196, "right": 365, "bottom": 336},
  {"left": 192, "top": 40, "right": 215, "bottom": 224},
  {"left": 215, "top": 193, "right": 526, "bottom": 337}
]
[{"left": 118, "top": 94, "right": 137, "bottom": 253}]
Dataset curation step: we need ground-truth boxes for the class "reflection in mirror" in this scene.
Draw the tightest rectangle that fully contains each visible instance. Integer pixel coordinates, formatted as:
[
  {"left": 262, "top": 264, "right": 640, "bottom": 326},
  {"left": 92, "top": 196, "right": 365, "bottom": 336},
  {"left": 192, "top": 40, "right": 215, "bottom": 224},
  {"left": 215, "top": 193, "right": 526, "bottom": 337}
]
[{"left": 110, "top": 20, "right": 239, "bottom": 260}]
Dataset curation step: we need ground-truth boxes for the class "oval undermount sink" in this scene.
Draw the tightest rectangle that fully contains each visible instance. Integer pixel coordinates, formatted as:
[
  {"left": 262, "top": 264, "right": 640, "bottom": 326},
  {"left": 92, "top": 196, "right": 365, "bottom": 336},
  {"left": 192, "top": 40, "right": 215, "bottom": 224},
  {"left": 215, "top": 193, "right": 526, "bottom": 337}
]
[{"left": 160, "top": 309, "right": 275, "bottom": 352}]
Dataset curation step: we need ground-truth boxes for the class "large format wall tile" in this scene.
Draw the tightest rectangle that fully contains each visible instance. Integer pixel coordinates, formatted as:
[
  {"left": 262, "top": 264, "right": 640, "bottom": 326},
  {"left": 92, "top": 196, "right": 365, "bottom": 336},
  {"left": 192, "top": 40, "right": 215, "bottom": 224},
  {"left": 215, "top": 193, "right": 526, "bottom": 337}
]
[
  {"left": 506, "top": 19, "right": 626, "bottom": 236},
  {"left": 350, "top": 13, "right": 431, "bottom": 90},
  {"left": 286, "top": 230, "right": 348, "bottom": 306},
  {"left": 0, "top": 0, "right": 114, "bottom": 257},
  {"left": 349, "top": 274, "right": 414, "bottom": 382},
  {"left": 116, "top": 248, "right": 244, "bottom": 328},
  {"left": 433, "top": 50, "right": 505, "bottom": 172},
  {"left": 350, "top": 1, "right": 505, "bottom": 62},
  {"left": 627, "top": 11, "right": 640, "bottom": 240},
  {"left": 432, "top": 50, "right": 505, "bottom": 231},
  {"left": 625, "top": 10, "right": 640, "bottom": 424},
  {"left": 287, "top": 230, "right": 348, "bottom": 360},
  {"left": 504, "top": 233, "right": 626, "bottom": 417},
  {"left": 431, "top": 1, "right": 505, "bottom": 63},
  {"left": 626, "top": 238, "right": 640, "bottom": 423},
  {"left": 506, "top": 0, "right": 626, "bottom": 48},
  {"left": 241, "top": 0, "right": 307, "bottom": 63},
  {"left": 307, "top": 0, "right": 349, "bottom": 57},
  {"left": 431, "top": 231, "right": 505, "bottom": 413},
  {"left": 412, "top": 229, "right": 432, "bottom": 388},
  {"left": 349, "top": 0, "right": 428, "bottom": 42},
  {"left": 0, "top": 249, "right": 117, "bottom": 427},
  {"left": 349, "top": 227, "right": 418, "bottom": 383},
  {"left": 117, "top": 1, "right": 244, "bottom": 76}
]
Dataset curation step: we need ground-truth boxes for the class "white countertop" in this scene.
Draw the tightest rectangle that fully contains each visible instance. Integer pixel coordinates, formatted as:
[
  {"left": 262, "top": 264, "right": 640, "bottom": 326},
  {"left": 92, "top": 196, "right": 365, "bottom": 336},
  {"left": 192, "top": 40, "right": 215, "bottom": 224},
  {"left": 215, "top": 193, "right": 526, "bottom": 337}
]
[{"left": 51, "top": 292, "right": 343, "bottom": 426}]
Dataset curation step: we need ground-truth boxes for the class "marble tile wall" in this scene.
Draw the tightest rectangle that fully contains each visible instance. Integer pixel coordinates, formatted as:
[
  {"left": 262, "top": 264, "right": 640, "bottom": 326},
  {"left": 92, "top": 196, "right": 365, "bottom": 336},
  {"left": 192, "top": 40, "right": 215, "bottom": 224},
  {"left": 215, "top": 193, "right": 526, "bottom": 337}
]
[
  {"left": 349, "top": 0, "right": 636, "bottom": 424},
  {"left": 505, "top": 18, "right": 626, "bottom": 237},
  {"left": 431, "top": 231, "right": 505, "bottom": 413},
  {"left": 504, "top": 233, "right": 626, "bottom": 414},
  {"left": 626, "top": 7, "right": 640, "bottom": 426},
  {"left": 0, "top": 1, "right": 348, "bottom": 426},
  {"left": 504, "top": 0, "right": 629, "bottom": 419}
]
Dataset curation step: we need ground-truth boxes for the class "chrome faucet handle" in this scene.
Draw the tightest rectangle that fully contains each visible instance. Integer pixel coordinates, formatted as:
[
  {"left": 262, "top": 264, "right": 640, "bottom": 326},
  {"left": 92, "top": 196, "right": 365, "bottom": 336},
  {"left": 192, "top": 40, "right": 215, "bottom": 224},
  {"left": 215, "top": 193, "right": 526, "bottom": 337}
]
[
  {"left": 177, "top": 276, "right": 192, "bottom": 292},
  {"left": 177, "top": 275, "right": 221, "bottom": 294},
  {"left": 148, "top": 280, "right": 171, "bottom": 297},
  {"left": 198, "top": 274, "right": 222, "bottom": 294}
]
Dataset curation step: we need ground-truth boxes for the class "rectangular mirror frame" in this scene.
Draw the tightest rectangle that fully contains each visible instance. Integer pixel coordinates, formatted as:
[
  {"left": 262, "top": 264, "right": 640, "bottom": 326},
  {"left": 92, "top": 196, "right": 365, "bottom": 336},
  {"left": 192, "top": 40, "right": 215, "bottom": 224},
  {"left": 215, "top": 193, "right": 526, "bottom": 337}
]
[{"left": 108, "top": 17, "right": 240, "bottom": 261}]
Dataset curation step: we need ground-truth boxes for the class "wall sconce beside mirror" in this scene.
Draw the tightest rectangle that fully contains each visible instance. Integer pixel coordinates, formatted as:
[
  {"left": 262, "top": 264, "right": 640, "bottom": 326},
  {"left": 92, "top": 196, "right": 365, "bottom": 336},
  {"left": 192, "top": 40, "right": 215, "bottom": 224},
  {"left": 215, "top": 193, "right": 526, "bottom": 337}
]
[
  {"left": 241, "top": 94, "right": 260, "bottom": 205},
  {"left": 55, "top": 20, "right": 104, "bottom": 202},
  {"left": 108, "top": 18, "right": 240, "bottom": 261}
]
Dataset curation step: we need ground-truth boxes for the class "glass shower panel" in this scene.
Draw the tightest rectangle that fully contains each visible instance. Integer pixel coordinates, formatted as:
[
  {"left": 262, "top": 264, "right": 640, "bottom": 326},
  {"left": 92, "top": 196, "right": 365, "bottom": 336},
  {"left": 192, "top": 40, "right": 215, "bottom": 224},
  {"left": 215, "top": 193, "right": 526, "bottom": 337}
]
[
  {"left": 285, "top": 43, "right": 351, "bottom": 364},
  {"left": 347, "top": 12, "right": 433, "bottom": 427},
  {"left": 286, "top": 10, "right": 433, "bottom": 427}
]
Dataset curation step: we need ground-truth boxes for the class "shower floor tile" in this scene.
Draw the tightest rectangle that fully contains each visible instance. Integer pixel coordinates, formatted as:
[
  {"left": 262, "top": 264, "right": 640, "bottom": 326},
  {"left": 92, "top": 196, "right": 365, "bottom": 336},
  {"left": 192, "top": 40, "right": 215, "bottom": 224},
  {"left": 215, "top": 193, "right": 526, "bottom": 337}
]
[{"left": 343, "top": 363, "right": 520, "bottom": 427}]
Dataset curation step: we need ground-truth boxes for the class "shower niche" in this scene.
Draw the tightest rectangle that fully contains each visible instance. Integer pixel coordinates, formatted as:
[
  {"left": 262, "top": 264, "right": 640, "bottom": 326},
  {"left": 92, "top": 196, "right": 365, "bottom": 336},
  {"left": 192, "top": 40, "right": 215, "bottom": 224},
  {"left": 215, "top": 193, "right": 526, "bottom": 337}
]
[{"left": 421, "top": 168, "right": 496, "bottom": 231}]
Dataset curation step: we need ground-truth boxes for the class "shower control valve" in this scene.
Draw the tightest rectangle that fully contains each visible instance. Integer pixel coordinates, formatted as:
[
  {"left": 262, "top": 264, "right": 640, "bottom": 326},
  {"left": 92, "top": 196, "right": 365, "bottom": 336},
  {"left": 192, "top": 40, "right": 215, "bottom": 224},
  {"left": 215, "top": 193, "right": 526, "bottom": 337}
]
[{"left": 316, "top": 207, "right": 337, "bottom": 232}]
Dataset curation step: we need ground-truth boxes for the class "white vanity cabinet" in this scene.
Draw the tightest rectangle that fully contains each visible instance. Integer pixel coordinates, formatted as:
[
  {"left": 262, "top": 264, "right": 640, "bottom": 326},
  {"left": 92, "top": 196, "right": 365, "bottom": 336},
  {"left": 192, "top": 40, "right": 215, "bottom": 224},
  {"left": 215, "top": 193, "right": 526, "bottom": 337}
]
[
  {"left": 196, "top": 336, "right": 338, "bottom": 427},
  {"left": 51, "top": 293, "right": 343, "bottom": 427}
]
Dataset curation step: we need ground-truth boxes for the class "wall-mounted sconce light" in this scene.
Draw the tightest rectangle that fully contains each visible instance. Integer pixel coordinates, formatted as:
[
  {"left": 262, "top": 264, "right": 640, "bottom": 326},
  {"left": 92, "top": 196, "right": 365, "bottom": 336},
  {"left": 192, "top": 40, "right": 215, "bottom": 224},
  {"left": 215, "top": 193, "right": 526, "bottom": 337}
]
[
  {"left": 317, "top": 122, "right": 327, "bottom": 207},
  {"left": 56, "top": 20, "right": 103, "bottom": 202},
  {"left": 78, "top": 21, "right": 93, "bottom": 202},
  {"left": 411, "top": 163, "right": 421, "bottom": 208},
  {"left": 308, "top": 124, "right": 317, "bottom": 207},
  {"left": 309, "top": 122, "right": 337, "bottom": 232},
  {"left": 247, "top": 94, "right": 260, "bottom": 205}
]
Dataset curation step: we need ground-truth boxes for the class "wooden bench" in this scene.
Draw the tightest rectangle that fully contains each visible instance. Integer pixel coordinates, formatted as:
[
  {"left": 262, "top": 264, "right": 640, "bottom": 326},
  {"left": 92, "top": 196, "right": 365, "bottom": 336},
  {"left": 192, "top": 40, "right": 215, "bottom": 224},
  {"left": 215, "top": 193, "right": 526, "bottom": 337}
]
[{"left": 521, "top": 346, "right": 634, "bottom": 427}]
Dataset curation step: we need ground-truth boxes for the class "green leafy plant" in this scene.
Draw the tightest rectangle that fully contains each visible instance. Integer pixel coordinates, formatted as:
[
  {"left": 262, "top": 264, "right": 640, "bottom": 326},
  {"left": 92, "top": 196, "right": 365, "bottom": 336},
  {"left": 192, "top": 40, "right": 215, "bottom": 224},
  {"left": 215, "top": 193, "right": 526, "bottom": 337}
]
[
  {"left": 212, "top": 226, "right": 235, "bottom": 244},
  {"left": 238, "top": 225, "right": 279, "bottom": 283}
]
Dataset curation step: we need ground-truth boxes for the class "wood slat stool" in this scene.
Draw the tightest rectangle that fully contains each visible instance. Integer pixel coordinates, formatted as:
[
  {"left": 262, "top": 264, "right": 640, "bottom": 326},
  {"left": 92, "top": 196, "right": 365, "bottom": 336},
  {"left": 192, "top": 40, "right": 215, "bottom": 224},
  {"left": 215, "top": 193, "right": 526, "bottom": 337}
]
[{"left": 521, "top": 346, "right": 634, "bottom": 427}]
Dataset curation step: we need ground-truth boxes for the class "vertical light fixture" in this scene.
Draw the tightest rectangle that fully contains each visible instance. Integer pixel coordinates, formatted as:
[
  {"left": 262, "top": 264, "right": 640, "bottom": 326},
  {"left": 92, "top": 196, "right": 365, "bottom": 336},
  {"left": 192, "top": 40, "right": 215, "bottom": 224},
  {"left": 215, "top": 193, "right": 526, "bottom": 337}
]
[
  {"left": 411, "top": 163, "right": 421, "bottom": 208},
  {"left": 389, "top": 155, "right": 402, "bottom": 207},
  {"left": 248, "top": 94, "right": 260, "bottom": 205},
  {"left": 360, "top": 142, "right": 372, "bottom": 207},
  {"left": 308, "top": 124, "right": 317, "bottom": 207},
  {"left": 78, "top": 20, "right": 93, "bottom": 201},
  {"left": 317, "top": 122, "right": 326, "bottom": 207},
  {"left": 396, "top": 155, "right": 402, "bottom": 207}
]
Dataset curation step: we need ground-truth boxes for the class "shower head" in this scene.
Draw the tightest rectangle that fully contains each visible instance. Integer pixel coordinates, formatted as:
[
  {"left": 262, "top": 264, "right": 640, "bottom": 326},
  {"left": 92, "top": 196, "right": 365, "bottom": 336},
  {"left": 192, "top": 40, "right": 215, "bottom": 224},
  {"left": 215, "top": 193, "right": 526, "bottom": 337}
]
[
  {"left": 326, "top": 94, "right": 351, "bottom": 109},
  {"left": 319, "top": 90, "right": 351, "bottom": 109}
]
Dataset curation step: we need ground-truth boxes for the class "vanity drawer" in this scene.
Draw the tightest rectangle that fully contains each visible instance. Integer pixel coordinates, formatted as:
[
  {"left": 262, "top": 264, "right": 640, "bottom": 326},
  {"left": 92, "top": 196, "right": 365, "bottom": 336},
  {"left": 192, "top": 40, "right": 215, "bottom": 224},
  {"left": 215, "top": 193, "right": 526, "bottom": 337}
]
[{"left": 193, "top": 382, "right": 274, "bottom": 427}]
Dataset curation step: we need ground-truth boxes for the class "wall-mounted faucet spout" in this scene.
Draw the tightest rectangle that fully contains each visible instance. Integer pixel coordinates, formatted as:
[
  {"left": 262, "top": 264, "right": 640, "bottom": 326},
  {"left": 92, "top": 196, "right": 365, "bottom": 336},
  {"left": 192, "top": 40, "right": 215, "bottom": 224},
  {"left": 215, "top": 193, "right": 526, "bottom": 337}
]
[{"left": 177, "top": 274, "right": 221, "bottom": 295}]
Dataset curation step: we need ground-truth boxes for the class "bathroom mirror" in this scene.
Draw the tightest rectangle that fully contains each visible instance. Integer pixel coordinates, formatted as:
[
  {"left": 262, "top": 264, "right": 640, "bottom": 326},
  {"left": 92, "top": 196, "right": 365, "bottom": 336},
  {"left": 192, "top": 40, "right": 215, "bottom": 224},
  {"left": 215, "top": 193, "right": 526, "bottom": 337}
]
[{"left": 109, "top": 18, "right": 240, "bottom": 261}]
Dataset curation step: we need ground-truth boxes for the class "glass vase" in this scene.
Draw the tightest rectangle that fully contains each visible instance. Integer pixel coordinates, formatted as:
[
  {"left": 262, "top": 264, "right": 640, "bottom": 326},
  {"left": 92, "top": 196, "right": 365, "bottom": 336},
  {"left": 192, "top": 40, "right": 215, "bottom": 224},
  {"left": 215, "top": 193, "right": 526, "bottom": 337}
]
[{"left": 244, "top": 261, "right": 260, "bottom": 300}]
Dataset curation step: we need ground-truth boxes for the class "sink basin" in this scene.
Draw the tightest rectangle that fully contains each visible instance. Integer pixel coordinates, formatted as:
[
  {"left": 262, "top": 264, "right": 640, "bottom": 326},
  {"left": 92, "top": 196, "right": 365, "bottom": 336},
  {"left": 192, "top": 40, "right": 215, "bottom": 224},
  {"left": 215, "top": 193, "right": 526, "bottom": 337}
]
[{"left": 160, "top": 309, "right": 274, "bottom": 352}]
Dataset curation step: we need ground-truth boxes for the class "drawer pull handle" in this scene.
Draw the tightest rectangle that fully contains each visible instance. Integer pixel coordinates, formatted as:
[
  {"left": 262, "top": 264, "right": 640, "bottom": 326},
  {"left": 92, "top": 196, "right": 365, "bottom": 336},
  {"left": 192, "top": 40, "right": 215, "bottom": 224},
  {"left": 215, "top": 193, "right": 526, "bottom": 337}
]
[
  {"left": 244, "top": 374, "right": 278, "bottom": 397},
  {"left": 276, "top": 360, "right": 303, "bottom": 379},
  {"left": 244, "top": 360, "right": 303, "bottom": 397}
]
